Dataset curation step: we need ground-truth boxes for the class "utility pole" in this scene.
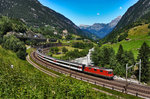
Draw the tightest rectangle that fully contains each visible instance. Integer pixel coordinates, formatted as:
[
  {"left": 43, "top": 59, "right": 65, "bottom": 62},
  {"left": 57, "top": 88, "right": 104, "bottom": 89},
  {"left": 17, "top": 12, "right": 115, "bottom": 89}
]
[
  {"left": 126, "top": 64, "right": 128, "bottom": 84},
  {"left": 87, "top": 55, "right": 88, "bottom": 66},
  {"left": 126, "top": 59, "right": 141, "bottom": 85},
  {"left": 139, "top": 59, "right": 141, "bottom": 84}
]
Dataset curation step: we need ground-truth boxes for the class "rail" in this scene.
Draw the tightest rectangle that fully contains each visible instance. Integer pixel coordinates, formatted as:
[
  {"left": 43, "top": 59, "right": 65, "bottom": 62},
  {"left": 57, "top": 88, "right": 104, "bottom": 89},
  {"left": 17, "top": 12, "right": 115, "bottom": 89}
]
[{"left": 30, "top": 50, "right": 150, "bottom": 99}]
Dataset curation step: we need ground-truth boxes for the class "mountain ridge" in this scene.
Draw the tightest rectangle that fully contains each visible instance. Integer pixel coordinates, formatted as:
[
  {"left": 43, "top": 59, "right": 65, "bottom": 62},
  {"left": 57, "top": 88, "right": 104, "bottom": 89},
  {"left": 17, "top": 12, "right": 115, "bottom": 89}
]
[
  {"left": 103, "top": 0, "right": 150, "bottom": 43},
  {"left": 0, "top": 0, "right": 86, "bottom": 36},
  {"left": 79, "top": 16, "right": 121, "bottom": 38},
  {"left": 114, "top": 0, "right": 150, "bottom": 30}
]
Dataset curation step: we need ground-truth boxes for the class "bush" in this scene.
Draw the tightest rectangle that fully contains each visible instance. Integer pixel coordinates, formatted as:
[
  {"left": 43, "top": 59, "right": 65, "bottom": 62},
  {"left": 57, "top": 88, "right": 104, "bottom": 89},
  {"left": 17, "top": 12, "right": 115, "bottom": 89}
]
[
  {"left": 2, "top": 35, "right": 26, "bottom": 60},
  {"left": 63, "top": 48, "right": 89, "bottom": 60},
  {"left": 118, "top": 32, "right": 128, "bottom": 42},
  {"left": 148, "top": 31, "right": 150, "bottom": 36},
  {"left": 50, "top": 47, "right": 59, "bottom": 54},
  {"left": 66, "top": 34, "right": 73, "bottom": 40},
  {"left": 0, "top": 35, "right": 3, "bottom": 44},
  {"left": 0, "top": 16, "right": 27, "bottom": 36},
  {"left": 62, "top": 47, "right": 68, "bottom": 53},
  {"left": 16, "top": 50, "right": 26, "bottom": 60},
  {"left": 72, "top": 42, "right": 93, "bottom": 49},
  {"left": 148, "top": 24, "right": 150, "bottom": 29},
  {"left": 91, "top": 46, "right": 115, "bottom": 67}
]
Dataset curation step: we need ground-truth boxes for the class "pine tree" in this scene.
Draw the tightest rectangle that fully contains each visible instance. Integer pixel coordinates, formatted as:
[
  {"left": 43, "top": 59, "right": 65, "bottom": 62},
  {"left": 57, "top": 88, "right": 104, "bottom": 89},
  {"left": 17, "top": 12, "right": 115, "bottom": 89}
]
[
  {"left": 116, "top": 44, "right": 124, "bottom": 62},
  {"left": 137, "top": 42, "right": 150, "bottom": 82}
]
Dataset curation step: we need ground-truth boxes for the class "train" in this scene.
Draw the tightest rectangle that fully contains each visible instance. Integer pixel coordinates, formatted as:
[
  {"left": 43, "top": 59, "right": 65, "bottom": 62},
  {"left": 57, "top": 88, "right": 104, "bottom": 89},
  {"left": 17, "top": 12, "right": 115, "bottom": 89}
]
[{"left": 36, "top": 49, "right": 114, "bottom": 79}]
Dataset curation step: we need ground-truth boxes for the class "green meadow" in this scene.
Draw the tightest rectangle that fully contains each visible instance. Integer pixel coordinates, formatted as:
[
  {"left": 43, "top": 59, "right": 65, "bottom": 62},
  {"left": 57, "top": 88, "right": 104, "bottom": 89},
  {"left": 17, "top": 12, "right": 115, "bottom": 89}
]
[{"left": 102, "top": 24, "right": 150, "bottom": 59}]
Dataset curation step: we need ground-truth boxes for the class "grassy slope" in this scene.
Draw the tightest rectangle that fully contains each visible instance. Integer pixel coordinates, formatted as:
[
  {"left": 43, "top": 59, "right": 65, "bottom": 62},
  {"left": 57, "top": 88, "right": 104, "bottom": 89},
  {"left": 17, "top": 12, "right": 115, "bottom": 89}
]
[
  {"left": 0, "top": 46, "right": 117, "bottom": 98},
  {"left": 52, "top": 46, "right": 83, "bottom": 58},
  {"left": 103, "top": 24, "right": 150, "bottom": 58}
]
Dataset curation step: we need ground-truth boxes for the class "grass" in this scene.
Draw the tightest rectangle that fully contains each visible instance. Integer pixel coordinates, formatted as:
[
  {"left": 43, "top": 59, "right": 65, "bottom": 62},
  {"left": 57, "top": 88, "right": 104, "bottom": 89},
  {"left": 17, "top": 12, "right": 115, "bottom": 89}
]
[
  {"left": 49, "top": 46, "right": 83, "bottom": 59},
  {"left": 0, "top": 46, "right": 51, "bottom": 78},
  {"left": 27, "top": 46, "right": 141, "bottom": 99},
  {"left": 102, "top": 24, "right": 150, "bottom": 59},
  {"left": 29, "top": 54, "right": 62, "bottom": 76},
  {"left": 26, "top": 45, "right": 36, "bottom": 54},
  {"left": 65, "top": 76, "right": 141, "bottom": 99},
  {"left": 30, "top": 54, "right": 141, "bottom": 98},
  {"left": 0, "top": 46, "right": 118, "bottom": 98},
  {"left": 91, "top": 84, "right": 141, "bottom": 99},
  {"left": 128, "top": 24, "right": 150, "bottom": 39}
]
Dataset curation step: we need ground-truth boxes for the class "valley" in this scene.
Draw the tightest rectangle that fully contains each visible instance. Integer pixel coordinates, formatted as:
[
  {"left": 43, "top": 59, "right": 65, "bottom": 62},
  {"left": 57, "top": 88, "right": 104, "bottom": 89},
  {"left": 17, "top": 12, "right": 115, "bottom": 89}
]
[{"left": 0, "top": 0, "right": 150, "bottom": 98}]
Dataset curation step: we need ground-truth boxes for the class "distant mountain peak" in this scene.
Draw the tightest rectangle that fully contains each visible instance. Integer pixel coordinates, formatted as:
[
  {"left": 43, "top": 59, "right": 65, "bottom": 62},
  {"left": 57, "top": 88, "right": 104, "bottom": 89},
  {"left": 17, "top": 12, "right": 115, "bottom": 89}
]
[
  {"left": 109, "top": 16, "right": 122, "bottom": 28},
  {"left": 79, "top": 24, "right": 90, "bottom": 27},
  {"left": 79, "top": 16, "right": 121, "bottom": 38}
]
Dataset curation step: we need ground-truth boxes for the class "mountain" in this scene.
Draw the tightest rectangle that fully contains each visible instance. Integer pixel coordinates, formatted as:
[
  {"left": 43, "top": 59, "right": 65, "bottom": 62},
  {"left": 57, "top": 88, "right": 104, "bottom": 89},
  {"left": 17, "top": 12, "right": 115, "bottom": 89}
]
[
  {"left": 0, "top": 0, "right": 85, "bottom": 36},
  {"left": 79, "top": 16, "right": 121, "bottom": 38},
  {"left": 115, "top": 0, "right": 150, "bottom": 30},
  {"left": 103, "top": 0, "right": 150, "bottom": 43}
]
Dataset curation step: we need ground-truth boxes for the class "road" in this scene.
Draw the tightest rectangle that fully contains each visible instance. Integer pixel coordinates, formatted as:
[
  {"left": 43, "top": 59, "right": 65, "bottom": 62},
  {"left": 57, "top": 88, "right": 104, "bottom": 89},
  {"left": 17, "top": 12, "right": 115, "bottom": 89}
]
[{"left": 71, "top": 48, "right": 94, "bottom": 66}]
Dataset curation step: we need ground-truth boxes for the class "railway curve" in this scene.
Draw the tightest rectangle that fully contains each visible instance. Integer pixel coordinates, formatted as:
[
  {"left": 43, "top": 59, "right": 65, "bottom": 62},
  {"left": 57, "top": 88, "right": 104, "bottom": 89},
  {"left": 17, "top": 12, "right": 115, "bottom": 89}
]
[{"left": 29, "top": 49, "right": 150, "bottom": 99}]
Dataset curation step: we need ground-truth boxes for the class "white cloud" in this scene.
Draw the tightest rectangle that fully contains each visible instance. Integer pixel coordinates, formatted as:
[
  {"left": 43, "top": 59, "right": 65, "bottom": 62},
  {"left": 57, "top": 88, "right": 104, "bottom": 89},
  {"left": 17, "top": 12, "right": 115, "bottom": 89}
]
[
  {"left": 97, "top": 13, "right": 100, "bottom": 15},
  {"left": 120, "top": 7, "right": 122, "bottom": 10}
]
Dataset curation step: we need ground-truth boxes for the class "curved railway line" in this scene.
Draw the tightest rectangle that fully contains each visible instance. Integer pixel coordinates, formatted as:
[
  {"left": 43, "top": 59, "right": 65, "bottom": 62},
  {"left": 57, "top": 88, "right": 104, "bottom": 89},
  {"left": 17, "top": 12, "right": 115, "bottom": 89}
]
[{"left": 30, "top": 50, "right": 150, "bottom": 99}]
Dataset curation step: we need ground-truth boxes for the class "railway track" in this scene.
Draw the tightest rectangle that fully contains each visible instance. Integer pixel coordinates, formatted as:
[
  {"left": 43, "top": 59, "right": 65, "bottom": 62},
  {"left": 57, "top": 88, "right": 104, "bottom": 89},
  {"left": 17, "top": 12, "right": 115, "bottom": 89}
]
[
  {"left": 31, "top": 51, "right": 150, "bottom": 98},
  {"left": 26, "top": 55, "right": 59, "bottom": 78}
]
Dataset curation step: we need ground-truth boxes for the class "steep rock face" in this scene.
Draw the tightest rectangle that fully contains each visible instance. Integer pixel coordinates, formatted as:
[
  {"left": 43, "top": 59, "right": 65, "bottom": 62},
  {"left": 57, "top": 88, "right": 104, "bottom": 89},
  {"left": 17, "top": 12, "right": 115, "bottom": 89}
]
[
  {"left": 80, "top": 16, "right": 121, "bottom": 38},
  {"left": 115, "top": 0, "right": 150, "bottom": 30},
  {"left": 0, "top": 0, "right": 82, "bottom": 35}
]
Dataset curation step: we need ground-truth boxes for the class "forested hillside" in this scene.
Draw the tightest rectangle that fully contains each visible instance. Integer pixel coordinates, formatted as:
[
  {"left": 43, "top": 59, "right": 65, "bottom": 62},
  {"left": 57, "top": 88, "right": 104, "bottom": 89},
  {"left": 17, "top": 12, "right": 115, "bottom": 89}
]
[{"left": 0, "top": 0, "right": 86, "bottom": 36}]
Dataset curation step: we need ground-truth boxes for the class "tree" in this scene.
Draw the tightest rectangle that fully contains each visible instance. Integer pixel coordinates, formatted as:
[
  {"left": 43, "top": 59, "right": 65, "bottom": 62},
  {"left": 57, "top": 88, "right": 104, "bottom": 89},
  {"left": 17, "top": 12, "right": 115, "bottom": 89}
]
[
  {"left": 148, "top": 31, "right": 150, "bottom": 36},
  {"left": 2, "top": 35, "right": 26, "bottom": 60},
  {"left": 137, "top": 42, "right": 150, "bottom": 82},
  {"left": 91, "top": 46, "right": 101, "bottom": 65},
  {"left": 91, "top": 46, "right": 116, "bottom": 68},
  {"left": 62, "top": 47, "right": 68, "bottom": 53},
  {"left": 66, "top": 34, "right": 72, "bottom": 40},
  {"left": 96, "top": 46, "right": 115, "bottom": 67},
  {"left": 116, "top": 44, "right": 124, "bottom": 63},
  {"left": 115, "top": 45, "right": 135, "bottom": 76},
  {"left": 124, "top": 51, "right": 135, "bottom": 65},
  {"left": 118, "top": 33, "right": 128, "bottom": 42},
  {"left": 55, "top": 47, "right": 59, "bottom": 54},
  {"left": 17, "top": 50, "right": 26, "bottom": 60},
  {"left": 148, "top": 24, "right": 150, "bottom": 29},
  {"left": 0, "top": 34, "right": 2, "bottom": 44},
  {"left": 50, "top": 47, "right": 59, "bottom": 54}
]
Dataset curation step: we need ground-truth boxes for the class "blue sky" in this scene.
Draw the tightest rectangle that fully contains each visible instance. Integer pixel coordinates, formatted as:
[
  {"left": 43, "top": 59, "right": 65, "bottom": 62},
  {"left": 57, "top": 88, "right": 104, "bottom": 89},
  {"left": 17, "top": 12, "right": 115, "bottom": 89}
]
[{"left": 38, "top": 0, "right": 138, "bottom": 26}]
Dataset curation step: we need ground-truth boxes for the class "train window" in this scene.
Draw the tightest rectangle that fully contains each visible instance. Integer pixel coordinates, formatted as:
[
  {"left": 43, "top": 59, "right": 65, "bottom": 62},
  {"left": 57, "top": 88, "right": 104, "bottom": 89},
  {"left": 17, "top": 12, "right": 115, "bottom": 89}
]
[
  {"left": 100, "top": 70, "right": 103, "bottom": 72},
  {"left": 108, "top": 72, "right": 112, "bottom": 74},
  {"left": 94, "top": 69, "right": 97, "bottom": 71},
  {"left": 89, "top": 67, "right": 92, "bottom": 70}
]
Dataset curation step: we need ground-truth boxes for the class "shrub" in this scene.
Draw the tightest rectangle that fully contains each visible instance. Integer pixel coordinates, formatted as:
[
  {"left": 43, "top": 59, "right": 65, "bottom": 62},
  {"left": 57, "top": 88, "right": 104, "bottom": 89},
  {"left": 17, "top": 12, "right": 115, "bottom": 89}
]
[
  {"left": 50, "top": 47, "right": 59, "bottom": 54},
  {"left": 2, "top": 35, "right": 26, "bottom": 60},
  {"left": 148, "top": 24, "right": 150, "bottom": 29},
  {"left": 16, "top": 50, "right": 26, "bottom": 60},
  {"left": 148, "top": 31, "right": 150, "bottom": 36},
  {"left": 62, "top": 47, "right": 68, "bottom": 53},
  {"left": 72, "top": 42, "right": 93, "bottom": 49}
]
